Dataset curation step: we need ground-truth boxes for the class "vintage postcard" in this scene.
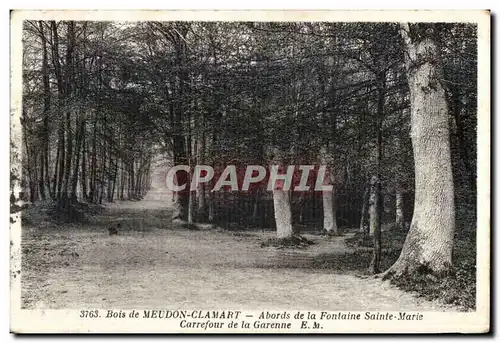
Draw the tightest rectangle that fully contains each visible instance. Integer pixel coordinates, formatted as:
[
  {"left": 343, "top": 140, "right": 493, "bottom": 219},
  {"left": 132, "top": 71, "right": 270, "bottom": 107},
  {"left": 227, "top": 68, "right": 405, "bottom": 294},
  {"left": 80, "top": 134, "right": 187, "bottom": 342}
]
[{"left": 10, "top": 9, "right": 490, "bottom": 334}]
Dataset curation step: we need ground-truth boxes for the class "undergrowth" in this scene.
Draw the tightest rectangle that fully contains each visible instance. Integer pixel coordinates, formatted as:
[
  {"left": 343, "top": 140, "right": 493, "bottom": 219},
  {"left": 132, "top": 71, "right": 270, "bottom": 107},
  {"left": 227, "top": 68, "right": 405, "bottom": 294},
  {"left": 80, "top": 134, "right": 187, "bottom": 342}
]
[
  {"left": 343, "top": 229, "right": 476, "bottom": 311},
  {"left": 21, "top": 200, "right": 104, "bottom": 226},
  {"left": 390, "top": 238, "right": 476, "bottom": 311},
  {"left": 260, "top": 235, "right": 316, "bottom": 249}
]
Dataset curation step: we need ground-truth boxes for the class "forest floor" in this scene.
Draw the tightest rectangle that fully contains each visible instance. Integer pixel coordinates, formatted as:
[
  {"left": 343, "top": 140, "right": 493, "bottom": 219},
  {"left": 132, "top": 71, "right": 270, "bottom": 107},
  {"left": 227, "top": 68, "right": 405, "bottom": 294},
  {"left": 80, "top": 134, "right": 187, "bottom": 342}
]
[{"left": 20, "top": 189, "right": 457, "bottom": 311}]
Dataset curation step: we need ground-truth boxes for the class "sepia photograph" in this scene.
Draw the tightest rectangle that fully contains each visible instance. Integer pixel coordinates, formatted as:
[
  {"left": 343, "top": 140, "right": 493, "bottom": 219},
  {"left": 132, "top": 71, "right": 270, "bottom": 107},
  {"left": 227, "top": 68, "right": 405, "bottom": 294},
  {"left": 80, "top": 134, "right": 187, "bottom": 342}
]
[{"left": 9, "top": 10, "right": 490, "bottom": 333}]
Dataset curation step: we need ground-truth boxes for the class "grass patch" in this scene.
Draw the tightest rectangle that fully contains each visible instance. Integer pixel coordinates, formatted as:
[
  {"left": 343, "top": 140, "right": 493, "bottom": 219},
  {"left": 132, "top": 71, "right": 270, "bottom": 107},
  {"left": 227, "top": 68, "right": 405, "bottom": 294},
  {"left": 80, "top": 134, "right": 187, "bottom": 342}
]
[
  {"left": 181, "top": 222, "right": 201, "bottom": 230},
  {"left": 344, "top": 229, "right": 476, "bottom": 311},
  {"left": 260, "top": 235, "right": 315, "bottom": 249},
  {"left": 312, "top": 249, "right": 401, "bottom": 274},
  {"left": 345, "top": 229, "right": 407, "bottom": 249},
  {"left": 389, "top": 237, "right": 476, "bottom": 311},
  {"left": 336, "top": 226, "right": 476, "bottom": 311},
  {"left": 21, "top": 200, "right": 105, "bottom": 226}
]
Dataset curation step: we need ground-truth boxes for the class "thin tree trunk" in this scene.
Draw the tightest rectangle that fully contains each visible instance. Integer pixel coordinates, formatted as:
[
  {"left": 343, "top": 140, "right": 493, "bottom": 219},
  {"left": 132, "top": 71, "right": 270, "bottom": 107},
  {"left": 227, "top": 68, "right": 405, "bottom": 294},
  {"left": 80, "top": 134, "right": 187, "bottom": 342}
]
[
  {"left": 110, "top": 158, "right": 118, "bottom": 202},
  {"left": 57, "top": 127, "right": 65, "bottom": 200},
  {"left": 118, "top": 160, "right": 124, "bottom": 201},
  {"left": 197, "top": 134, "right": 206, "bottom": 220},
  {"left": 52, "top": 134, "right": 60, "bottom": 199},
  {"left": 369, "top": 174, "right": 382, "bottom": 273},
  {"left": 369, "top": 64, "right": 386, "bottom": 273},
  {"left": 208, "top": 184, "right": 215, "bottom": 222},
  {"left": 129, "top": 161, "right": 135, "bottom": 199},
  {"left": 81, "top": 127, "right": 87, "bottom": 201},
  {"left": 38, "top": 21, "right": 50, "bottom": 200},
  {"left": 62, "top": 22, "right": 75, "bottom": 201},
  {"left": 252, "top": 188, "right": 261, "bottom": 226},
  {"left": 22, "top": 119, "right": 36, "bottom": 202},
  {"left": 368, "top": 175, "right": 379, "bottom": 237},
  {"left": 395, "top": 184, "right": 405, "bottom": 231},
  {"left": 50, "top": 21, "right": 65, "bottom": 201},
  {"left": 38, "top": 149, "right": 45, "bottom": 200},
  {"left": 359, "top": 179, "right": 370, "bottom": 235},
  {"left": 188, "top": 190, "right": 195, "bottom": 224},
  {"left": 107, "top": 139, "right": 114, "bottom": 202},
  {"left": 449, "top": 88, "right": 475, "bottom": 191},
  {"left": 89, "top": 115, "right": 97, "bottom": 203},
  {"left": 320, "top": 146, "right": 339, "bottom": 235},
  {"left": 70, "top": 119, "right": 84, "bottom": 202}
]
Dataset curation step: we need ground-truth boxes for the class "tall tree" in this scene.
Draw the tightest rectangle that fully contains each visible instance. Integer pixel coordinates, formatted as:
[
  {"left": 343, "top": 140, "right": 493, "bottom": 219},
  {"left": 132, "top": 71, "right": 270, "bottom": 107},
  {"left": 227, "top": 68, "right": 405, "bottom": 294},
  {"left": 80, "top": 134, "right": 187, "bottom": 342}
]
[{"left": 383, "top": 23, "right": 455, "bottom": 277}]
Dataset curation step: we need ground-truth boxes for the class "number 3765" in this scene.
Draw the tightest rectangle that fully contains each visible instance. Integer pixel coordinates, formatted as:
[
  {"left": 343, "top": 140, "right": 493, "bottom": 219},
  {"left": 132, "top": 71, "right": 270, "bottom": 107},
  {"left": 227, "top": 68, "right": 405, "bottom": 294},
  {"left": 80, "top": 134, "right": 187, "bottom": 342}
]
[{"left": 80, "top": 310, "right": 100, "bottom": 318}]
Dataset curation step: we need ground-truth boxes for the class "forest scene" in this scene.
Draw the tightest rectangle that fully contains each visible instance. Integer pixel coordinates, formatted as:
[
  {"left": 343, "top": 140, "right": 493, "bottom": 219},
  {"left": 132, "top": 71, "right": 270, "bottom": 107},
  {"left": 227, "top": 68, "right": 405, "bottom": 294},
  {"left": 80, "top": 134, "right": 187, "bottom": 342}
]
[{"left": 14, "top": 20, "right": 477, "bottom": 311}]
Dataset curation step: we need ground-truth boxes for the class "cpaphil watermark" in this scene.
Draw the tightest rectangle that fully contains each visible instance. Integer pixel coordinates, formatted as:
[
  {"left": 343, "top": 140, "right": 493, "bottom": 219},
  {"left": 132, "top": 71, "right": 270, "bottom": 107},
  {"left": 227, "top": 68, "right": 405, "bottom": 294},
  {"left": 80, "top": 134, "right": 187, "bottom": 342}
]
[{"left": 165, "top": 165, "right": 334, "bottom": 192}]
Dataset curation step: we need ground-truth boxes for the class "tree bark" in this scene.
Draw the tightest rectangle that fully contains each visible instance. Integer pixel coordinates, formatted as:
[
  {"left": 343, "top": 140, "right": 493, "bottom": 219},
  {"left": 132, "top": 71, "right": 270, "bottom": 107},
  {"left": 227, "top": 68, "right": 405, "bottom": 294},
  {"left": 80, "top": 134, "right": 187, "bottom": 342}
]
[{"left": 383, "top": 24, "right": 455, "bottom": 278}]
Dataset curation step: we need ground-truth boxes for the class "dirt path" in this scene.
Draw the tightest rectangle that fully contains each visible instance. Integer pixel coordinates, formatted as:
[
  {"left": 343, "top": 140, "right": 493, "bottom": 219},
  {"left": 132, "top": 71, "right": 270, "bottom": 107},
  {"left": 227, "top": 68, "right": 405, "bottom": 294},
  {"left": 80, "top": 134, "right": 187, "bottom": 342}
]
[{"left": 21, "top": 188, "right": 454, "bottom": 311}]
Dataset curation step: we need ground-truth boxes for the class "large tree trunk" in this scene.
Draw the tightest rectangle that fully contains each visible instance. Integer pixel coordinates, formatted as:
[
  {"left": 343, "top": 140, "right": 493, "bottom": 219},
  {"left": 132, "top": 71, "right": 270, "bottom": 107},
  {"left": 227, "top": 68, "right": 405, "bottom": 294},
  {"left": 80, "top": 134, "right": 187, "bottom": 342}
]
[
  {"left": 273, "top": 188, "right": 293, "bottom": 239},
  {"left": 383, "top": 24, "right": 455, "bottom": 278},
  {"left": 270, "top": 151, "right": 293, "bottom": 238},
  {"left": 322, "top": 189, "right": 338, "bottom": 234}
]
